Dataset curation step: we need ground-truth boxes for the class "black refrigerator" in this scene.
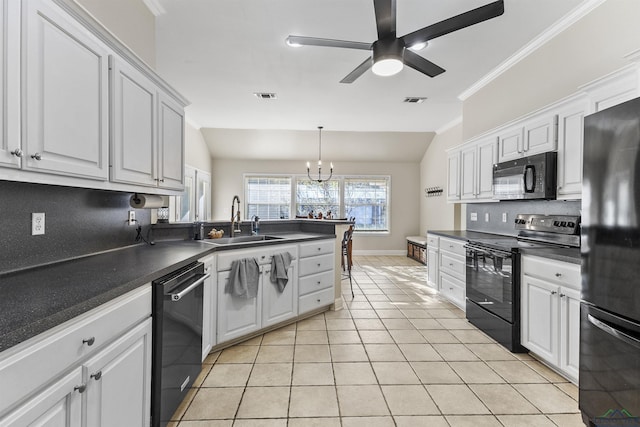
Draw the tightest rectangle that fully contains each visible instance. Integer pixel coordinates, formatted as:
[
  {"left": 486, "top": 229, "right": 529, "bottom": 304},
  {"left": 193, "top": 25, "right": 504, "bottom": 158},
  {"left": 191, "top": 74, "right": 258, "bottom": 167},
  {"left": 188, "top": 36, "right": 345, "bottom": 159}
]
[{"left": 581, "top": 96, "right": 640, "bottom": 426}]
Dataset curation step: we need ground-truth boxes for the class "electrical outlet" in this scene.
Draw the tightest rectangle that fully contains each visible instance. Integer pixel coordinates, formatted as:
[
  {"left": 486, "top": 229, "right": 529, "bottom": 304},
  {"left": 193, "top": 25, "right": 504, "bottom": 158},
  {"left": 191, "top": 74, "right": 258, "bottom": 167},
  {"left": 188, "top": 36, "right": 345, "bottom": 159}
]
[
  {"left": 128, "top": 210, "right": 136, "bottom": 226},
  {"left": 470, "top": 212, "right": 477, "bottom": 221},
  {"left": 32, "top": 212, "right": 45, "bottom": 235},
  {"left": 485, "top": 212, "right": 490, "bottom": 222},
  {"left": 502, "top": 212, "right": 508, "bottom": 223}
]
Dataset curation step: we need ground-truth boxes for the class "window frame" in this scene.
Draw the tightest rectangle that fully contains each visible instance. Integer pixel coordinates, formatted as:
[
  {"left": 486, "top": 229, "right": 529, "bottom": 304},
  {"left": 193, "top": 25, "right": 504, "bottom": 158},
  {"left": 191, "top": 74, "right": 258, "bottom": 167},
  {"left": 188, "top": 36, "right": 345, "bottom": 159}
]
[
  {"left": 342, "top": 175, "right": 391, "bottom": 234},
  {"left": 243, "top": 174, "right": 294, "bottom": 220}
]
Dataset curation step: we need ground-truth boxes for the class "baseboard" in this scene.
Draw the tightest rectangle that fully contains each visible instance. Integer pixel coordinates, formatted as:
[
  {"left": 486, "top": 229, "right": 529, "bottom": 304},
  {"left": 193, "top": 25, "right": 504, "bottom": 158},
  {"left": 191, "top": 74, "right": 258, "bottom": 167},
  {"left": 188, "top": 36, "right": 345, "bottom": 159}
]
[{"left": 352, "top": 249, "right": 406, "bottom": 256}]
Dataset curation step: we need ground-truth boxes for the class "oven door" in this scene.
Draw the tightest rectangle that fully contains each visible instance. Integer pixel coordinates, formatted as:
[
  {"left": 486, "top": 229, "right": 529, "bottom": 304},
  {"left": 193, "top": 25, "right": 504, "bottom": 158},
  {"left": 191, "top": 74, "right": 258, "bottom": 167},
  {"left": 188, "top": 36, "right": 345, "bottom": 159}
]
[
  {"left": 580, "top": 303, "right": 640, "bottom": 426},
  {"left": 465, "top": 244, "right": 514, "bottom": 322}
]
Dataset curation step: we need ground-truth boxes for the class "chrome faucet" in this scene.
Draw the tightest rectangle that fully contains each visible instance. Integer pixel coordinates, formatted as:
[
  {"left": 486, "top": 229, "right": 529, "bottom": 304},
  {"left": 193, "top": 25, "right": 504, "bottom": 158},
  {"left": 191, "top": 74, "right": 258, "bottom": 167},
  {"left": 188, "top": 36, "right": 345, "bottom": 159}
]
[
  {"left": 251, "top": 215, "right": 260, "bottom": 235},
  {"left": 230, "top": 195, "right": 242, "bottom": 237}
]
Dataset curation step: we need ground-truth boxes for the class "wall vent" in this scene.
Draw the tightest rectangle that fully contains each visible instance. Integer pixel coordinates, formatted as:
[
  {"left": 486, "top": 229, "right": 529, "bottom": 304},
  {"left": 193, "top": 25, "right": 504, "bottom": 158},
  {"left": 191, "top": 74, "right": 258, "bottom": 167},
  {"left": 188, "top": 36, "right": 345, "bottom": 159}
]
[
  {"left": 403, "top": 97, "right": 427, "bottom": 103},
  {"left": 254, "top": 92, "right": 277, "bottom": 99}
]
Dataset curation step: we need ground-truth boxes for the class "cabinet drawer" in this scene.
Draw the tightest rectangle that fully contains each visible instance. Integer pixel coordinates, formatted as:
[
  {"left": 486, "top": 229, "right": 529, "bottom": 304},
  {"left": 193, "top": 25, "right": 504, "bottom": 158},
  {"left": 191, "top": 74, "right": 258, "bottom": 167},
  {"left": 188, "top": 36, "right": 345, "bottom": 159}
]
[
  {"left": 439, "top": 237, "right": 466, "bottom": 255},
  {"left": 299, "top": 239, "right": 334, "bottom": 258},
  {"left": 0, "top": 286, "right": 151, "bottom": 414},
  {"left": 299, "top": 270, "right": 334, "bottom": 296},
  {"left": 426, "top": 234, "right": 439, "bottom": 248},
  {"left": 439, "top": 251, "right": 465, "bottom": 280},
  {"left": 299, "top": 254, "right": 334, "bottom": 277},
  {"left": 299, "top": 287, "right": 334, "bottom": 314},
  {"left": 439, "top": 273, "right": 466, "bottom": 310},
  {"left": 217, "top": 245, "right": 298, "bottom": 271},
  {"left": 521, "top": 255, "right": 580, "bottom": 291}
]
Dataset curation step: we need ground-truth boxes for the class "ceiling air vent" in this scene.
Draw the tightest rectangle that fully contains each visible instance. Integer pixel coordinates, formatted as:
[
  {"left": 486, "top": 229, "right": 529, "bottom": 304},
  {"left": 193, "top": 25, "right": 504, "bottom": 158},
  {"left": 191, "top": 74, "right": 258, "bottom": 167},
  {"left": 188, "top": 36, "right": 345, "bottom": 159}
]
[
  {"left": 254, "top": 92, "right": 277, "bottom": 99},
  {"left": 403, "top": 97, "right": 427, "bottom": 104}
]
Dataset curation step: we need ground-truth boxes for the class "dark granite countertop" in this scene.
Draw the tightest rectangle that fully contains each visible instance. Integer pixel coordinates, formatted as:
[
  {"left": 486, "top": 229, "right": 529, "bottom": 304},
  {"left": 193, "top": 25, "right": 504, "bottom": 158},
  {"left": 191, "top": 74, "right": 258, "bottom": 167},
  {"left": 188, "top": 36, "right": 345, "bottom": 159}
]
[
  {"left": 426, "top": 230, "right": 511, "bottom": 241},
  {"left": 0, "top": 233, "right": 334, "bottom": 353}
]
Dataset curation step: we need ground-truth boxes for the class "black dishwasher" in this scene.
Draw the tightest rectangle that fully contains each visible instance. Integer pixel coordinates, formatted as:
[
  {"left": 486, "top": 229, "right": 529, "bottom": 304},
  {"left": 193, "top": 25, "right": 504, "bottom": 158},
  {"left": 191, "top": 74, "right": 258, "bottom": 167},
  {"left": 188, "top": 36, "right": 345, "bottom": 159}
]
[{"left": 151, "top": 261, "right": 208, "bottom": 427}]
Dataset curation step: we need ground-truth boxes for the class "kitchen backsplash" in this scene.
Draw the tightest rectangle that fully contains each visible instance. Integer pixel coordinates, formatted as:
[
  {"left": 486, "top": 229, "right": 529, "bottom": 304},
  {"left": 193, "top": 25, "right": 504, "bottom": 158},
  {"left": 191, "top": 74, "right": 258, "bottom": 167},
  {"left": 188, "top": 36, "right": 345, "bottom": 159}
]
[
  {"left": 0, "top": 181, "right": 150, "bottom": 273},
  {"left": 466, "top": 200, "right": 582, "bottom": 236}
]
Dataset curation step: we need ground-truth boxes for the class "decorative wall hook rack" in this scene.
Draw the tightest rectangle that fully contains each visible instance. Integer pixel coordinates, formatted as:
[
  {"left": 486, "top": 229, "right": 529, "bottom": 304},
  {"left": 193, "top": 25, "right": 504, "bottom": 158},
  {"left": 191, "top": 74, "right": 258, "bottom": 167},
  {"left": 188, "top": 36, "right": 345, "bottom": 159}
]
[{"left": 424, "top": 187, "right": 443, "bottom": 197}]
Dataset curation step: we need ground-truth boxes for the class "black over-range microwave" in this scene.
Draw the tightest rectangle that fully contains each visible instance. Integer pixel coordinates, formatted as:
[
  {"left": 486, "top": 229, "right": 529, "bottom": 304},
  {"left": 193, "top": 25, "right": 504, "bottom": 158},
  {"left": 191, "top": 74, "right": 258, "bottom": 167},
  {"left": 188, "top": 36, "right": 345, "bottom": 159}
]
[{"left": 493, "top": 151, "right": 557, "bottom": 200}]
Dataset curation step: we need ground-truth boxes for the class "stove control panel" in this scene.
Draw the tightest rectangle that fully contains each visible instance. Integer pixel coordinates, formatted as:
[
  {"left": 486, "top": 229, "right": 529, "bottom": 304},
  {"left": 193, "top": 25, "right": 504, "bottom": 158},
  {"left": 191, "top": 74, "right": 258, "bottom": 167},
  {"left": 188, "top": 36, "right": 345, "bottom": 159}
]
[{"left": 514, "top": 214, "right": 580, "bottom": 235}]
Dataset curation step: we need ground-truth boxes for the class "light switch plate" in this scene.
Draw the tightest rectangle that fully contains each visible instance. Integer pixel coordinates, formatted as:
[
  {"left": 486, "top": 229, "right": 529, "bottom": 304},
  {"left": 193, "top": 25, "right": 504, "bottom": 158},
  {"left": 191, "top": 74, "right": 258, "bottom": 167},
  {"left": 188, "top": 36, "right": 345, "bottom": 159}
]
[
  {"left": 502, "top": 213, "right": 508, "bottom": 222},
  {"left": 32, "top": 212, "right": 45, "bottom": 235},
  {"left": 470, "top": 212, "right": 477, "bottom": 221},
  {"left": 485, "top": 213, "right": 490, "bottom": 222}
]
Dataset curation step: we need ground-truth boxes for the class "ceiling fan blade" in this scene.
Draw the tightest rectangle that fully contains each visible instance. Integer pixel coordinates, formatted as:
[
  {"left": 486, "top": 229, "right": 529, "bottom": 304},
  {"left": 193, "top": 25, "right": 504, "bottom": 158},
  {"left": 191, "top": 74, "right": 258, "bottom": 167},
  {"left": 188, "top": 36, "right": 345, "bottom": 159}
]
[
  {"left": 404, "top": 50, "right": 445, "bottom": 78},
  {"left": 373, "top": 0, "right": 396, "bottom": 39},
  {"left": 286, "top": 35, "right": 371, "bottom": 50},
  {"left": 402, "top": 0, "right": 504, "bottom": 47},
  {"left": 340, "top": 57, "right": 373, "bottom": 84}
]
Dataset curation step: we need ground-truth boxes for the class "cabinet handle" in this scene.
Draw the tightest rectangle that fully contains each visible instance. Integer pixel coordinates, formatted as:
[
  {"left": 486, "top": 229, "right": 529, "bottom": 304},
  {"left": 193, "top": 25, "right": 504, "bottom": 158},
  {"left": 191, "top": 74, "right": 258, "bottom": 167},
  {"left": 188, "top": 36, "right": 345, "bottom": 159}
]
[
  {"left": 264, "top": 269, "right": 271, "bottom": 274},
  {"left": 159, "top": 179, "right": 165, "bottom": 182},
  {"left": 10, "top": 148, "right": 23, "bottom": 157},
  {"left": 317, "top": 247, "right": 321, "bottom": 251},
  {"left": 91, "top": 371, "right": 102, "bottom": 381},
  {"left": 261, "top": 255, "right": 266, "bottom": 259},
  {"left": 551, "top": 291, "right": 558, "bottom": 295},
  {"left": 559, "top": 293, "right": 565, "bottom": 298},
  {"left": 449, "top": 263, "right": 454, "bottom": 267},
  {"left": 82, "top": 337, "right": 95, "bottom": 346},
  {"left": 317, "top": 298, "right": 321, "bottom": 303},
  {"left": 31, "top": 153, "right": 42, "bottom": 161},
  {"left": 317, "top": 281, "right": 321, "bottom": 285},
  {"left": 317, "top": 263, "right": 321, "bottom": 267},
  {"left": 74, "top": 384, "right": 86, "bottom": 393},
  {"left": 555, "top": 273, "right": 562, "bottom": 277}
]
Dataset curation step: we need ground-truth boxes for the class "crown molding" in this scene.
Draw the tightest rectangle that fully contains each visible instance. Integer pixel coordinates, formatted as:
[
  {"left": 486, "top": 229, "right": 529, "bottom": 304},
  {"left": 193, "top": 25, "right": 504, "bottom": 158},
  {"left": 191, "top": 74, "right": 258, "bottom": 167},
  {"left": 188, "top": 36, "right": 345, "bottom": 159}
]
[
  {"left": 141, "top": 0, "right": 165, "bottom": 16},
  {"left": 436, "top": 116, "right": 462, "bottom": 135},
  {"left": 185, "top": 116, "right": 202, "bottom": 130},
  {"left": 458, "top": 0, "right": 607, "bottom": 101}
]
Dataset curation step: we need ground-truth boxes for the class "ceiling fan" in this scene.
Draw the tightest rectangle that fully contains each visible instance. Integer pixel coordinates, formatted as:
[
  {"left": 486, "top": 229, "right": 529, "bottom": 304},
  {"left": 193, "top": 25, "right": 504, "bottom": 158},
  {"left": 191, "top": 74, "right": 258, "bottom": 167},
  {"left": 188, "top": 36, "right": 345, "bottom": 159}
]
[{"left": 286, "top": 0, "right": 504, "bottom": 83}]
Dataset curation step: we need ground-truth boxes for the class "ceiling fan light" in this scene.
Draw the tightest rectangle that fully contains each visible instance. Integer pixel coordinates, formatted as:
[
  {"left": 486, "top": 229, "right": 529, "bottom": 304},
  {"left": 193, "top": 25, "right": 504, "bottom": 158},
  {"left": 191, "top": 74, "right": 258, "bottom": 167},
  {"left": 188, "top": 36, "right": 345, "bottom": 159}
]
[
  {"left": 286, "top": 37, "right": 302, "bottom": 47},
  {"left": 372, "top": 58, "right": 403, "bottom": 76},
  {"left": 408, "top": 41, "right": 428, "bottom": 51}
]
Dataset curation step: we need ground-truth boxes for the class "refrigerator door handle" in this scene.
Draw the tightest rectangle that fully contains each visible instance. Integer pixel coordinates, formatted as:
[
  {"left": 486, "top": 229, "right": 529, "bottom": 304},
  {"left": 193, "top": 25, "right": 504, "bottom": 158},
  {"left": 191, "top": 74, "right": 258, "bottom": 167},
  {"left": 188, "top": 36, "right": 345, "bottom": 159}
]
[{"left": 588, "top": 314, "right": 640, "bottom": 350}]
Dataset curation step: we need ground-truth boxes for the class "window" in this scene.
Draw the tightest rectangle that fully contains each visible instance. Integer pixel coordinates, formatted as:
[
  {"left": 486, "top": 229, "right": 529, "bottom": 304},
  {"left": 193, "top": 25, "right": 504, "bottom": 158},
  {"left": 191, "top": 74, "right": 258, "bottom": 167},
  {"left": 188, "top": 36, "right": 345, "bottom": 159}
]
[
  {"left": 245, "top": 176, "right": 292, "bottom": 219},
  {"left": 295, "top": 178, "right": 340, "bottom": 218},
  {"left": 344, "top": 177, "right": 389, "bottom": 232}
]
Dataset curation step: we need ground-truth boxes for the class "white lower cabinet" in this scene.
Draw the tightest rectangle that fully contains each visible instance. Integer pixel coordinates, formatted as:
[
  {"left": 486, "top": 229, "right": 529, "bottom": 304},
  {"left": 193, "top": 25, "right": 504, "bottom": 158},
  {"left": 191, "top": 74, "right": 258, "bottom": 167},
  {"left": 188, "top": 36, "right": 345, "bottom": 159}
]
[
  {"left": 217, "top": 269, "right": 262, "bottom": 343},
  {"left": 436, "top": 236, "right": 467, "bottom": 310},
  {"left": 262, "top": 261, "right": 298, "bottom": 328},
  {"left": 201, "top": 255, "right": 216, "bottom": 361},
  {"left": 0, "top": 286, "right": 152, "bottom": 425},
  {"left": 521, "top": 255, "right": 580, "bottom": 382},
  {"left": 298, "top": 240, "right": 335, "bottom": 316},
  {"left": 426, "top": 234, "right": 439, "bottom": 290},
  {"left": 83, "top": 319, "right": 152, "bottom": 427}
]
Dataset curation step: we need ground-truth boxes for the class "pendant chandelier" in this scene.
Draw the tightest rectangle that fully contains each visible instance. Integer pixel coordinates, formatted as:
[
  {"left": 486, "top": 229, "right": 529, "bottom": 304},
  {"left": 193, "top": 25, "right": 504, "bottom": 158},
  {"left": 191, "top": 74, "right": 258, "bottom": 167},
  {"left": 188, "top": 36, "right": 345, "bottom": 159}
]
[{"left": 306, "top": 126, "right": 333, "bottom": 183}]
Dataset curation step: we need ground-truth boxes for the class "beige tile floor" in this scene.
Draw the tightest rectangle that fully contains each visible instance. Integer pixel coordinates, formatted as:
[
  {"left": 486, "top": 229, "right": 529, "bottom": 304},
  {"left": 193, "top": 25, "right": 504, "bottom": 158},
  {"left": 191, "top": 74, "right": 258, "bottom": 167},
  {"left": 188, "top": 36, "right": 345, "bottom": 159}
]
[{"left": 168, "top": 256, "right": 583, "bottom": 427}]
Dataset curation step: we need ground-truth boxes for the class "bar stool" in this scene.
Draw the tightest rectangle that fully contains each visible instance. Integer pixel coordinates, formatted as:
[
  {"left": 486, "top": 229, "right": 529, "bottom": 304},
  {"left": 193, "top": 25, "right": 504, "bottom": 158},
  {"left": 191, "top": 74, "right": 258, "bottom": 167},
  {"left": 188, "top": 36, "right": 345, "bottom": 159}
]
[{"left": 341, "top": 225, "right": 354, "bottom": 298}]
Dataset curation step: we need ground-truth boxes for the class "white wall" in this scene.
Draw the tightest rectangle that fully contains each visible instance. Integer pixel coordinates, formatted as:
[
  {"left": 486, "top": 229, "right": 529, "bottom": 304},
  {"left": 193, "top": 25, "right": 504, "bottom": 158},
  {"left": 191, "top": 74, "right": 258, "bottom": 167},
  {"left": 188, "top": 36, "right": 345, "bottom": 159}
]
[
  {"left": 75, "top": 0, "right": 156, "bottom": 67},
  {"left": 420, "top": 123, "right": 464, "bottom": 234},
  {"left": 211, "top": 158, "right": 420, "bottom": 253},
  {"left": 185, "top": 122, "right": 212, "bottom": 173},
  {"left": 463, "top": 0, "right": 640, "bottom": 140}
]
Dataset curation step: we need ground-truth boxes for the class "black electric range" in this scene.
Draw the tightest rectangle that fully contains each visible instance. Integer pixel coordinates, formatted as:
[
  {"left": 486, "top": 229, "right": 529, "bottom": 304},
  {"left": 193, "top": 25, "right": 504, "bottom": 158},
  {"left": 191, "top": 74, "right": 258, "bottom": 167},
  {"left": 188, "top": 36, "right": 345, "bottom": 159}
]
[{"left": 465, "top": 214, "right": 580, "bottom": 352}]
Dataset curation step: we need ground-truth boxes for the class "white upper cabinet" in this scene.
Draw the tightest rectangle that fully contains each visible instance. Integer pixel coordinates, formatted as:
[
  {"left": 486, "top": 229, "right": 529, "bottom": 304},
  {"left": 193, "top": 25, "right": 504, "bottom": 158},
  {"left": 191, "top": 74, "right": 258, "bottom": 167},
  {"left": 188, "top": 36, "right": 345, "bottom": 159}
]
[
  {"left": 477, "top": 137, "right": 497, "bottom": 199},
  {"left": 0, "top": 0, "right": 19, "bottom": 169},
  {"left": 498, "top": 115, "right": 557, "bottom": 163},
  {"left": 456, "top": 136, "right": 497, "bottom": 203},
  {"left": 110, "top": 56, "right": 157, "bottom": 187},
  {"left": 158, "top": 92, "right": 185, "bottom": 190},
  {"left": 446, "top": 149, "right": 460, "bottom": 201},
  {"left": 556, "top": 97, "right": 587, "bottom": 199},
  {"left": 459, "top": 145, "right": 476, "bottom": 200},
  {"left": 22, "top": 0, "right": 110, "bottom": 180}
]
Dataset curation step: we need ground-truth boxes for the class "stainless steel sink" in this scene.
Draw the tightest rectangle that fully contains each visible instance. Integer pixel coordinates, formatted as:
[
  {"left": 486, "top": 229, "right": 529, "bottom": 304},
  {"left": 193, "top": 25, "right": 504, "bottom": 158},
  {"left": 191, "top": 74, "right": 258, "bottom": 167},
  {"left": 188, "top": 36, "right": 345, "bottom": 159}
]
[{"left": 204, "top": 235, "right": 283, "bottom": 245}]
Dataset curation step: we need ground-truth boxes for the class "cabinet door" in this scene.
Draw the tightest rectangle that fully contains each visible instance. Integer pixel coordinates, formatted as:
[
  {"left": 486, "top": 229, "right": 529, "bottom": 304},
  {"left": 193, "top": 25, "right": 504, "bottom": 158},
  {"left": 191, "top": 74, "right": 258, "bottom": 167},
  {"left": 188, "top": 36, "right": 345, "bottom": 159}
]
[
  {"left": 497, "top": 127, "right": 524, "bottom": 162},
  {"left": 0, "top": 368, "right": 83, "bottom": 426},
  {"left": 84, "top": 319, "right": 151, "bottom": 427},
  {"left": 217, "top": 270, "right": 262, "bottom": 343},
  {"left": 110, "top": 56, "right": 157, "bottom": 187},
  {"left": 477, "top": 137, "right": 497, "bottom": 199},
  {"left": 157, "top": 92, "right": 185, "bottom": 190},
  {"left": 427, "top": 249, "right": 438, "bottom": 290},
  {"left": 559, "top": 287, "right": 580, "bottom": 382},
  {"left": 523, "top": 115, "right": 557, "bottom": 155},
  {"left": 262, "top": 261, "right": 298, "bottom": 327},
  {"left": 460, "top": 145, "right": 476, "bottom": 200},
  {"left": 201, "top": 256, "right": 216, "bottom": 360},
  {"left": 0, "top": 0, "right": 19, "bottom": 169},
  {"left": 557, "top": 103, "right": 585, "bottom": 199},
  {"left": 521, "top": 275, "right": 559, "bottom": 364},
  {"left": 446, "top": 150, "right": 460, "bottom": 201},
  {"left": 23, "top": 0, "right": 109, "bottom": 180}
]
